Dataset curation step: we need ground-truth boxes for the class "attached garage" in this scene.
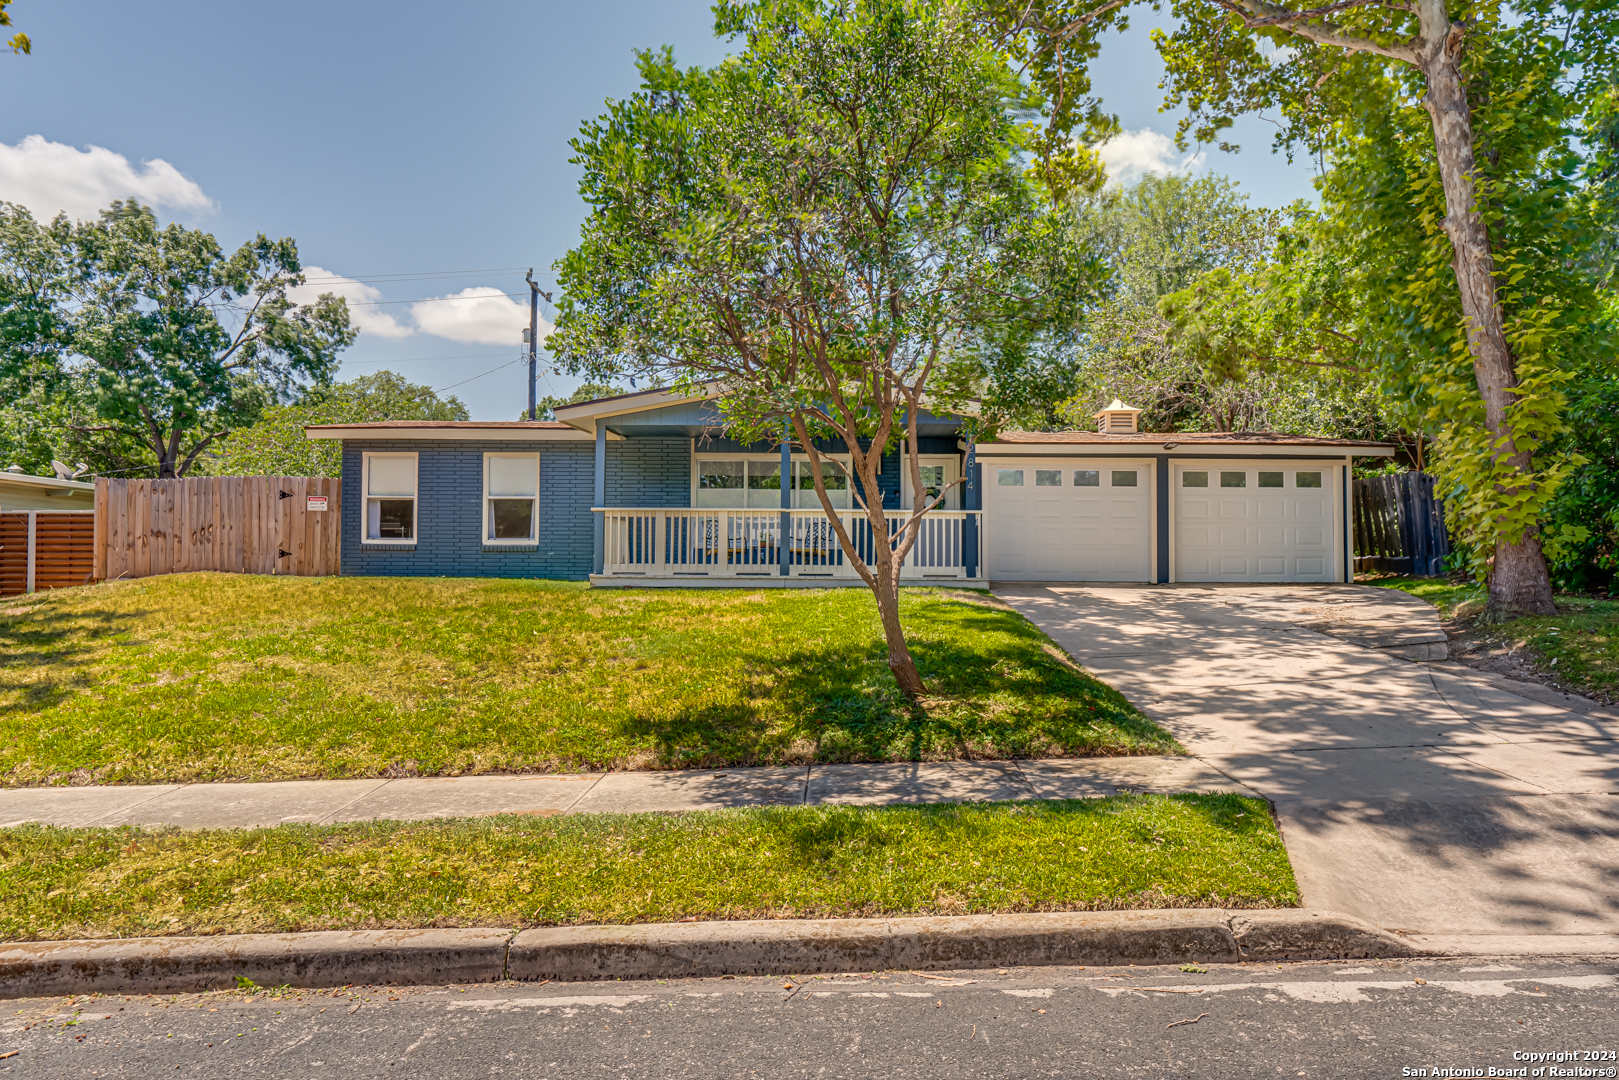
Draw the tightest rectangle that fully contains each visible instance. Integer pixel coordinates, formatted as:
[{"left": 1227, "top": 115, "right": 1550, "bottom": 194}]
[
  {"left": 970, "top": 426, "right": 1393, "bottom": 585},
  {"left": 1174, "top": 462, "right": 1338, "bottom": 582},
  {"left": 984, "top": 457, "right": 1154, "bottom": 582}
]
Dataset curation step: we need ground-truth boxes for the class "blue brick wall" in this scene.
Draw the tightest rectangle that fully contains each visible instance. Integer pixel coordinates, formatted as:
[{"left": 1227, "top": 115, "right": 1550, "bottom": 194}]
[{"left": 341, "top": 437, "right": 690, "bottom": 580}]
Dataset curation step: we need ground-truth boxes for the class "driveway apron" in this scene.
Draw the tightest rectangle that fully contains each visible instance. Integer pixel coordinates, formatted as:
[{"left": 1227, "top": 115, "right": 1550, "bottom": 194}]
[{"left": 997, "top": 584, "right": 1619, "bottom": 943}]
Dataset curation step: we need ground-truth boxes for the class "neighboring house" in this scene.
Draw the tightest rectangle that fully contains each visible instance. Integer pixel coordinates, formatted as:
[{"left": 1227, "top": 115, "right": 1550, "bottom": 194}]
[
  {"left": 0, "top": 469, "right": 96, "bottom": 513},
  {"left": 304, "top": 390, "right": 1395, "bottom": 586}
]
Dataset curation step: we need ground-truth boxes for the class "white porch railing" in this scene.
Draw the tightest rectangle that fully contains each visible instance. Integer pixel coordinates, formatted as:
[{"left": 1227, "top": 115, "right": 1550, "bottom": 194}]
[{"left": 596, "top": 508, "right": 983, "bottom": 580}]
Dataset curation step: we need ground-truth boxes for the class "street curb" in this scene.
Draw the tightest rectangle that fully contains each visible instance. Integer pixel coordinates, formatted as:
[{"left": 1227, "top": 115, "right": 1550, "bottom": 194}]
[
  {"left": 0, "top": 910, "right": 1417, "bottom": 997},
  {"left": 507, "top": 909, "right": 1414, "bottom": 981},
  {"left": 0, "top": 928, "right": 513, "bottom": 998}
]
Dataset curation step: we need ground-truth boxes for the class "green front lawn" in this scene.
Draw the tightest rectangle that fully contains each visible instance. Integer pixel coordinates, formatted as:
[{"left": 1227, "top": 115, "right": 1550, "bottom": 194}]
[
  {"left": 0, "top": 575, "right": 1175, "bottom": 786},
  {"left": 0, "top": 795, "right": 1294, "bottom": 941},
  {"left": 1367, "top": 577, "right": 1619, "bottom": 702}
]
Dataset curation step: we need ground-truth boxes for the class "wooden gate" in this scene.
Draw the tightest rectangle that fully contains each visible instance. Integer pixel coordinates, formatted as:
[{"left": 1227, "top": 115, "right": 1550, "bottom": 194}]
[
  {"left": 95, "top": 476, "right": 341, "bottom": 581},
  {"left": 1353, "top": 471, "right": 1449, "bottom": 577},
  {"left": 0, "top": 512, "right": 97, "bottom": 597}
]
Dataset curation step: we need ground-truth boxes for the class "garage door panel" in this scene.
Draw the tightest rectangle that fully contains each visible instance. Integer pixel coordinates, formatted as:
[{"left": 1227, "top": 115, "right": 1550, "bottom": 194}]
[
  {"left": 985, "top": 458, "right": 1151, "bottom": 581},
  {"left": 1176, "top": 465, "right": 1337, "bottom": 583}
]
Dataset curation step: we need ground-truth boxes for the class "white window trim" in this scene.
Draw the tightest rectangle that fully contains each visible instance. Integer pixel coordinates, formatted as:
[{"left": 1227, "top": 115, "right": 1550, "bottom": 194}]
[
  {"left": 361, "top": 451, "right": 419, "bottom": 546},
  {"left": 690, "top": 452, "right": 855, "bottom": 510},
  {"left": 483, "top": 452, "right": 541, "bottom": 546},
  {"left": 901, "top": 454, "right": 962, "bottom": 510}
]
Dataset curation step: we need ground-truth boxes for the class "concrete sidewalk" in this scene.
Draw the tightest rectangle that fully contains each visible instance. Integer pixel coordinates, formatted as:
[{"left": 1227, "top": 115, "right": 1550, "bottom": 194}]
[
  {"left": 0, "top": 756, "right": 1239, "bottom": 830},
  {"left": 996, "top": 584, "right": 1619, "bottom": 945}
]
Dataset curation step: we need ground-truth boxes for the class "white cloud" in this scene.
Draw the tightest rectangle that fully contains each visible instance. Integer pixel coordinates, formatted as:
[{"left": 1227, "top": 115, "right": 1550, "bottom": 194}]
[
  {"left": 410, "top": 286, "right": 552, "bottom": 347},
  {"left": 287, "top": 266, "right": 414, "bottom": 340},
  {"left": 1096, "top": 129, "right": 1207, "bottom": 187},
  {"left": 0, "top": 134, "right": 215, "bottom": 222}
]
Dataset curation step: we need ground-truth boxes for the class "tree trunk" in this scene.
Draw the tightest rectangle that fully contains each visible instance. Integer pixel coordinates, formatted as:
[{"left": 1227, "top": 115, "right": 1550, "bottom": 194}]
[
  {"left": 871, "top": 546, "right": 926, "bottom": 697},
  {"left": 1417, "top": 15, "right": 1556, "bottom": 617}
]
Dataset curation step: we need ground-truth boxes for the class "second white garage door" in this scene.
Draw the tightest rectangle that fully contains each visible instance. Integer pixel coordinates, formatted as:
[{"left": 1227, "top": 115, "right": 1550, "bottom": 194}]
[
  {"left": 985, "top": 459, "right": 1152, "bottom": 581},
  {"left": 1175, "top": 463, "right": 1338, "bottom": 582}
]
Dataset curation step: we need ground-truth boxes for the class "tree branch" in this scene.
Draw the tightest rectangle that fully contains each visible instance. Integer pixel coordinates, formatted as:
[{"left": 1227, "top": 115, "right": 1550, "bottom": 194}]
[{"left": 1215, "top": 0, "right": 1419, "bottom": 63}]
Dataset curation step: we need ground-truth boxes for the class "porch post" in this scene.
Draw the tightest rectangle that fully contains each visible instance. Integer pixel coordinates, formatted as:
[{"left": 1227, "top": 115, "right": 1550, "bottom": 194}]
[
  {"left": 962, "top": 434, "right": 979, "bottom": 580},
  {"left": 779, "top": 423, "right": 791, "bottom": 576},
  {"left": 593, "top": 423, "right": 606, "bottom": 575}
]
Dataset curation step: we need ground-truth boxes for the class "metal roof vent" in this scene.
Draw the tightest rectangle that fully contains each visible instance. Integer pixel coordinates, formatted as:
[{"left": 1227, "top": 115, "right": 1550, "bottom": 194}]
[{"left": 1093, "top": 399, "right": 1142, "bottom": 435}]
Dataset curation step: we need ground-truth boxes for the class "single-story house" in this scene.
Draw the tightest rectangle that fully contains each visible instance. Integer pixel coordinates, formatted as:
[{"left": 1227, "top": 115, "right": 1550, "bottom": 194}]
[{"left": 304, "top": 390, "right": 1395, "bottom": 586}]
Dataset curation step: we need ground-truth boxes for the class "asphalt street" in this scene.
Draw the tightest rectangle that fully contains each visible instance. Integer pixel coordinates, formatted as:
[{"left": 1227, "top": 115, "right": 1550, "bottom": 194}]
[{"left": 3, "top": 957, "right": 1616, "bottom": 1079}]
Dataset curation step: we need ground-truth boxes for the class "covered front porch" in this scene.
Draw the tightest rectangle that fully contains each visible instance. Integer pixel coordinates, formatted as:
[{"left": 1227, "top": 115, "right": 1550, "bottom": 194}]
[{"left": 552, "top": 387, "right": 984, "bottom": 588}]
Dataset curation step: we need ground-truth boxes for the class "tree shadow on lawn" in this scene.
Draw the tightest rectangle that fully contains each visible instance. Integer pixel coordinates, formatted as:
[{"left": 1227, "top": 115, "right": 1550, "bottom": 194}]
[
  {"left": 0, "top": 602, "right": 145, "bottom": 712},
  {"left": 612, "top": 606, "right": 1176, "bottom": 768}
]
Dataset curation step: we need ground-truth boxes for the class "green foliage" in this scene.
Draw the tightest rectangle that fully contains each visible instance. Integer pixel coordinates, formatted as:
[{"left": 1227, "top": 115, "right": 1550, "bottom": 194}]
[
  {"left": 66, "top": 202, "right": 357, "bottom": 477},
  {"left": 0, "top": 201, "right": 358, "bottom": 478},
  {"left": 528, "top": 381, "right": 625, "bottom": 422},
  {"left": 1, "top": 0, "right": 28, "bottom": 55},
  {"left": 208, "top": 371, "right": 470, "bottom": 478}
]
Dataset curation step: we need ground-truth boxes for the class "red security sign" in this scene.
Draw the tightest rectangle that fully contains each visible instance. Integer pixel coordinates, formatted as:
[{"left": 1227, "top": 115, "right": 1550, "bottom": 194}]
[{"left": 306, "top": 495, "right": 328, "bottom": 512}]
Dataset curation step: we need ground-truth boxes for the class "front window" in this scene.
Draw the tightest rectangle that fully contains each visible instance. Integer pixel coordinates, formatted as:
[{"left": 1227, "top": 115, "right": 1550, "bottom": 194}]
[
  {"left": 795, "top": 459, "right": 851, "bottom": 509},
  {"left": 696, "top": 457, "right": 851, "bottom": 509},
  {"left": 364, "top": 453, "right": 417, "bottom": 542},
  {"left": 486, "top": 453, "right": 538, "bottom": 543}
]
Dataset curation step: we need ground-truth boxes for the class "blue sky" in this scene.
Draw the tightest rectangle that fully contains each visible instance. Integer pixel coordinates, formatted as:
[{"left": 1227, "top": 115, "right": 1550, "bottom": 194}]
[{"left": 0, "top": 1, "right": 1317, "bottom": 419}]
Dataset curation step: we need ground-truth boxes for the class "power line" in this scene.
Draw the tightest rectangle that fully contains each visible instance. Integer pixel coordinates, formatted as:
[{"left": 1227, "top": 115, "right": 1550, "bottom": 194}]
[
  {"left": 338, "top": 351, "right": 512, "bottom": 367},
  {"left": 433, "top": 357, "right": 524, "bottom": 394},
  {"left": 300, "top": 266, "right": 534, "bottom": 285},
  {"left": 342, "top": 291, "right": 528, "bottom": 308}
]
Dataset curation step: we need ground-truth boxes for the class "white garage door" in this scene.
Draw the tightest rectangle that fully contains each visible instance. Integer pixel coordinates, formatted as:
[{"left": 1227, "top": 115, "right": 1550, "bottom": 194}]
[
  {"left": 1175, "top": 464, "right": 1337, "bottom": 582},
  {"left": 985, "top": 460, "right": 1152, "bottom": 581}
]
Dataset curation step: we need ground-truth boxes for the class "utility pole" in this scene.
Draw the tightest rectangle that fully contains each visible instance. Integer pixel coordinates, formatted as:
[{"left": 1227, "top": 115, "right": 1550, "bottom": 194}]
[{"left": 523, "top": 269, "right": 552, "bottom": 421}]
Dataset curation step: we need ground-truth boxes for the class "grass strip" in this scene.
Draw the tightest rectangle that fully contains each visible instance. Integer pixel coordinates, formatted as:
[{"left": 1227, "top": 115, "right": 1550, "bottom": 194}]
[
  {"left": 1368, "top": 576, "right": 1619, "bottom": 702},
  {"left": 0, "top": 575, "right": 1174, "bottom": 786},
  {"left": 0, "top": 795, "right": 1295, "bottom": 941}
]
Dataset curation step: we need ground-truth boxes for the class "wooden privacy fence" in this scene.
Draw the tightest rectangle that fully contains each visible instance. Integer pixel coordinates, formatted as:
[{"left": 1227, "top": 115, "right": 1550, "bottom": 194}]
[
  {"left": 0, "top": 512, "right": 97, "bottom": 597},
  {"left": 1353, "top": 471, "right": 1449, "bottom": 577},
  {"left": 95, "top": 476, "right": 341, "bottom": 581}
]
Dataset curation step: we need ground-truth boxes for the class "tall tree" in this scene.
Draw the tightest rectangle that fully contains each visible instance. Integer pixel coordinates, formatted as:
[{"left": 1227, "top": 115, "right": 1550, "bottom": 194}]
[
  {"left": 553, "top": 0, "right": 1095, "bottom": 695},
  {"left": 983, "top": 0, "right": 1618, "bottom": 615},
  {"left": 68, "top": 202, "right": 356, "bottom": 478}
]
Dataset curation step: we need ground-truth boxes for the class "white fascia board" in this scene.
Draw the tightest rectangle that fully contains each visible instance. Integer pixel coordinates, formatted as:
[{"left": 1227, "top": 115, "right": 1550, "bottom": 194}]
[
  {"left": 0, "top": 473, "right": 96, "bottom": 493},
  {"left": 967, "top": 442, "right": 1390, "bottom": 458},
  {"left": 306, "top": 427, "right": 615, "bottom": 442}
]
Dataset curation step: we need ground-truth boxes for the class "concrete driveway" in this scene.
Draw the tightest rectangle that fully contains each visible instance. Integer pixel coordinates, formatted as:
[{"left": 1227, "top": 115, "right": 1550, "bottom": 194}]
[{"left": 998, "top": 584, "right": 1619, "bottom": 951}]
